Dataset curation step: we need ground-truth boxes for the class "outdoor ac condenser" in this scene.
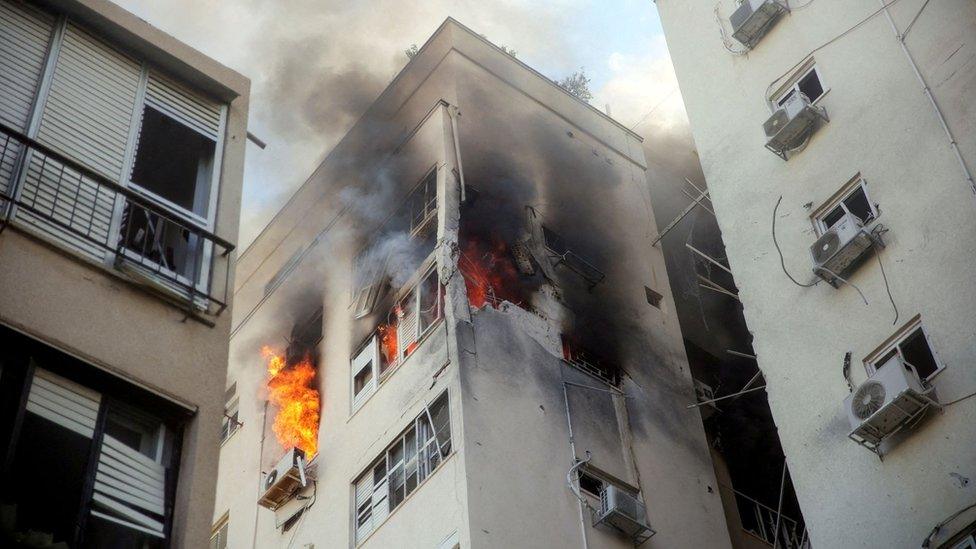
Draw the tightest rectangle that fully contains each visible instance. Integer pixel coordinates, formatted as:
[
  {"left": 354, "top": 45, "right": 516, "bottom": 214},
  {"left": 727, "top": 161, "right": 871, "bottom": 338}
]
[
  {"left": 763, "top": 92, "right": 823, "bottom": 157},
  {"left": 731, "top": 0, "right": 787, "bottom": 48},
  {"left": 845, "top": 356, "right": 938, "bottom": 451},
  {"left": 258, "top": 447, "right": 307, "bottom": 510},
  {"left": 809, "top": 211, "right": 874, "bottom": 286},
  {"left": 593, "top": 484, "right": 655, "bottom": 545}
]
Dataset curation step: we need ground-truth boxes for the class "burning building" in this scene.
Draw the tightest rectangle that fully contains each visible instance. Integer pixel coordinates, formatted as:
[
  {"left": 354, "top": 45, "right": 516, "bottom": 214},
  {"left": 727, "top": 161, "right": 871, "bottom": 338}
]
[{"left": 215, "top": 18, "right": 731, "bottom": 548}]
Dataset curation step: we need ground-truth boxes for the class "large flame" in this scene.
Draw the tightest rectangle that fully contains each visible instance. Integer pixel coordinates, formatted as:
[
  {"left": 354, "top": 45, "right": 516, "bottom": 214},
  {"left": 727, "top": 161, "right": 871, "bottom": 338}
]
[
  {"left": 459, "top": 237, "right": 522, "bottom": 308},
  {"left": 261, "top": 346, "right": 320, "bottom": 457}
]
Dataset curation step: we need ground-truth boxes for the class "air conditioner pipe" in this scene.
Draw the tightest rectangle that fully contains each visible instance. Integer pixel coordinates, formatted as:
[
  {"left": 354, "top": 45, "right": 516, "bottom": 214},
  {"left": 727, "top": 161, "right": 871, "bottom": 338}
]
[
  {"left": 562, "top": 378, "right": 590, "bottom": 549},
  {"left": 877, "top": 0, "right": 975, "bottom": 200}
]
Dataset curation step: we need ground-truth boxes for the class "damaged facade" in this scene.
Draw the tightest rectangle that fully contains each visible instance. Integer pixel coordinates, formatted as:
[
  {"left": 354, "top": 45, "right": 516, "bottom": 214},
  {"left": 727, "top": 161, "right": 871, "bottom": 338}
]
[
  {"left": 656, "top": 0, "right": 976, "bottom": 547},
  {"left": 216, "top": 18, "right": 732, "bottom": 549},
  {"left": 0, "top": 0, "right": 249, "bottom": 546}
]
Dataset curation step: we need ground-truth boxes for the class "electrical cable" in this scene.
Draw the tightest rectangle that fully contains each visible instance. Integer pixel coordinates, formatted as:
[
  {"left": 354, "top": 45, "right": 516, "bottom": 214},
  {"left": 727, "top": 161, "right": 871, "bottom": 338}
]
[
  {"left": 873, "top": 238, "right": 899, "bottom": 325},
  {"left": 771, "top": 196, "right": 817, "bottom": 287},
  {"left": 765, "top": 0, "right": 906, "bottom": 99},
  {"left": 901, "top": 0, "right": 933, "bottom": 38},
  {"left": 943, "top": 390, "right": 976, "bottom": 407},
  {"left": 285, "top": 479, "right": 317, "bottom": 549}
]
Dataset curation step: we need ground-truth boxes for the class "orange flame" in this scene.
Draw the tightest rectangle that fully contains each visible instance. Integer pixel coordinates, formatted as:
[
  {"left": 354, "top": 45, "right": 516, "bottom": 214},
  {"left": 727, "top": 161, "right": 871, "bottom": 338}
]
[
  {"left": 378, "top": 322, "right": 398, "bottom": 367},
  {"left": 460, "top": 237, "right": 522, "bottom": 308},
  {"left": 261, "top": 346, "right": 320, "bottom": 457}
]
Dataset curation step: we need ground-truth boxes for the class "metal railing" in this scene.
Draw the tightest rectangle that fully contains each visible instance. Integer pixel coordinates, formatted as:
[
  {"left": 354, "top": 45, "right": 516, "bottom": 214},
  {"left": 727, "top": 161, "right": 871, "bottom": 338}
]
[
  {"left": 722, "top": 484, "right": 809, "bottom": 549},
  {"left": 0, "top": 122, "right": 234, "bottom": 320}
]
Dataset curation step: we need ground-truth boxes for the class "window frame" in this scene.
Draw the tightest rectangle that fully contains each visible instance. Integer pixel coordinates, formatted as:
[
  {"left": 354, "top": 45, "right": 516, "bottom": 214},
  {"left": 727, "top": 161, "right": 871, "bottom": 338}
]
[
  {"left": 864, "top": 317, "right": 945, "bottom": 383},
  {"left": 812, "top": 177, "right": 878, "bottom": 236},
  {"left": 352, "top": 392, "right": 452, "bottom": 545},
  {"left": 220, "top": 396, "right": 240, "bottom": 445},
  {"left": 349, "top": 265, "right": 443, "bottom": 414},
  {"left": 771, "top": 64, "right": 826, "bottom": 109},
  {"left": 209, "top": 513, "right": 229, "bottom": 549}
]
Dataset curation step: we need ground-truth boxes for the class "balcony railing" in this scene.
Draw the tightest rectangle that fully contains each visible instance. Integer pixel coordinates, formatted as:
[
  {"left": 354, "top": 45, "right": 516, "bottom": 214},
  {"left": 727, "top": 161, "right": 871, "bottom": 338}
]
[
  {"left": 0, "top": 122, "right": 234, "bottom": 321},
  {"left": 722, "top": 483, "right": 809, "bottom": 549}
]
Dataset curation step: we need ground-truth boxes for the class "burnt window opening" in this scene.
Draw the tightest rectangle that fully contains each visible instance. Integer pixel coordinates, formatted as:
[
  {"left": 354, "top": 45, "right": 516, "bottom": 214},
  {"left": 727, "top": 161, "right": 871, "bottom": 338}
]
[
  {"left": 542, "top": 225, "right": 605, "bottom": 288},
  {"left": 287, "top": 306, "right": 323, "bottom": 365},
  {"left": 817, "top": 181, "right": 877, "bottom": 234},
  {"left": 561, "top": 335, "right": 620, "bottom": 386},
  {"left": 645, "top": 286, "right": 663, "bottom": 309},
  {"left": 351, "top": 169, "right": 439, "bottom": 319}
]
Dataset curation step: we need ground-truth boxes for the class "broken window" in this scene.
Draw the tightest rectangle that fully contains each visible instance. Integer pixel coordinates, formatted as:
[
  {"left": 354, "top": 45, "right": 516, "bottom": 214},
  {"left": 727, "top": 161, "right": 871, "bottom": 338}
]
[
  {"left": 866, "top": 319, "right": 943, "bottom": 383},
  {"left": 775, "top": 65, "right": 824, "bottom": 106},
  {"left": 407, "top": 170, "right": 438, "bottom": 235},
  {"left": 353, "top": 392, "right": 450, "bottom": 543},
  {"left": 395, "top": 267, "right": 442, "bottom": 363},
  {"left": 561, "top": 335, "right": 619, "bottom": 386},
  {"left": 541, "top": 225, "right": 605, "bottom": 287}
]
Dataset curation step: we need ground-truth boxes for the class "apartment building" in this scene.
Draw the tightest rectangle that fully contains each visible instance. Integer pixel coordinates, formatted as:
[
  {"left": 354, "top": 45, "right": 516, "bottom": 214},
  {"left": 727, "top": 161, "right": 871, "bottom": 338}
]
[
  {"left": 656, "top": 1, "right": 976, "bottom": 547},
  {"left": 216, "top": 18, "right": 732, "bottom": 549},
  {"left": 0, "top": 0, "right": 249, "bottom": 546}
]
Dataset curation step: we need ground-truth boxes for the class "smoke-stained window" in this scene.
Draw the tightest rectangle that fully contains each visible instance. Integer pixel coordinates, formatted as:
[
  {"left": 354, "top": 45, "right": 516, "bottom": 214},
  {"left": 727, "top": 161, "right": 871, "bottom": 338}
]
[
  {"left": 351, "top": 168, "right": 439, "bottom": 319},
  {"left": 354, "top": 392, "right": 451, "bottom": 544}
]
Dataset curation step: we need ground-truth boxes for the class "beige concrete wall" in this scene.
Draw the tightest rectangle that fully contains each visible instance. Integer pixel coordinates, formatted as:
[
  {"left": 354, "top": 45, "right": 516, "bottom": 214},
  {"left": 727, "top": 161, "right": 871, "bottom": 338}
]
[
  {"left": 0, "top": 1, "right": 249, "bottom": 546},
  {"left": 656, "top": 0, "right": 976, "bottom": 546}
]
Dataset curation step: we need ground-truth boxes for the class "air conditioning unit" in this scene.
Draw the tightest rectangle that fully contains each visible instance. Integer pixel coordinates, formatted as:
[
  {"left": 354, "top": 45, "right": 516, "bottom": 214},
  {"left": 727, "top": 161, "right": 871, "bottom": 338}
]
[
  {"left": 763, "top": 93, "right": 825, "bottom": 158},
  {"left": 731, "top": 0, "right": 787, "bottom": 48},
  {"left": 593, "top": 485, "right": 655, "bottom": 544},
  {"left": 809, "top": 211, "right": 874, "bottom": 287},
  {"left": 845, "top": 356, "right": 939, "bottom": 454},
  {"left": 258, "top": 448, "right": 308, "bottom": 510}
]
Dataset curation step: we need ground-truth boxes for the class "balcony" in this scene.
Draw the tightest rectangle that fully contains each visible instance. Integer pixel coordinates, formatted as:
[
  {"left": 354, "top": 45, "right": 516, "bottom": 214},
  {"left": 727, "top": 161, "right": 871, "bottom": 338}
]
[{"left": 0, "top": 122, "right": 234, "bottom": 323}]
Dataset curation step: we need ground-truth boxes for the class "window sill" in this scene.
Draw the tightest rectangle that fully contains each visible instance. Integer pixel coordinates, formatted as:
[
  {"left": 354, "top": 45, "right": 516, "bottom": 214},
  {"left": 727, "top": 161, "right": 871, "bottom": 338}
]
[{"left": 354, "top": 450, "right": 457, "bottom": 548}]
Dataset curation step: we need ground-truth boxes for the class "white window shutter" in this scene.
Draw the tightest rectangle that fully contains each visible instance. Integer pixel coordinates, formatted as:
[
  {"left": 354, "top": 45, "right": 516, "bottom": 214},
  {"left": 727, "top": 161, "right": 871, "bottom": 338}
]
[
  {"left": 18, "top": 22, "right": 140, "bottom": 259},
  {"left": 91, "top": 433, "right": 167, "bottom": 538},
  {"left": 145, "top": 70, "right": 222, "bottom": 141},
  {"left": 0, "top": 0, "right": 55, "bottom": 194},
  {"left": 351, "top": 336, "right": 378, "bottom": 409},
  {"left": 26, "top": 365, "right": 101, "bottom": 438}
]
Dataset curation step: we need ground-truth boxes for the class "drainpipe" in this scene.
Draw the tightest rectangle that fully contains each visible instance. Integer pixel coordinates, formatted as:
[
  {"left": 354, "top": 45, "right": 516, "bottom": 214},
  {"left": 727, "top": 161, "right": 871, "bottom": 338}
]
[
  {"left": 562, "top": 380, "right": 590, "bottom": 549},
  {"left": 877, "top": 0, "right": 976, "bottom": 198},
  {"left": 447, "top": 104, "right": 467, "bottom": 203}
]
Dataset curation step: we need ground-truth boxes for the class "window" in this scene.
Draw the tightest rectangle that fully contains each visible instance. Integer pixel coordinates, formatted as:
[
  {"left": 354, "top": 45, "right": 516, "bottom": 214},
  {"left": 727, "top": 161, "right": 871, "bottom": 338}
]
[
  {"left": 866, "top": 318, "right": 943, "bottom": 383},
  {"left": 354, "top": 393, "right": 451, "bottom": 544},
  {"left": 644, "top": 286, "right": 663, "bottom": 309},
  {"left": 221, "top": 382, "right": 241, "bottom": 445},
  {"left": 351, "top": 269, "right": 443, "bottom": 412},
  {"left": 541, "top": 225, "right": 605, "bottom": 287},
  {"left": 209, "top": 515, "right": 229, "bottom": 549},
  {"left": 774, "top": 65, "right": 824, "bottom": 106},
  {"left": 814, "top": 178, "right": 877, "bottom": 234},
  {"left": 350, "top": 168, "right": 439, "bottom": 318},
  {"left": 952, "top": 535, "right": 976, "bottom": 549},
  {"left": 578, "top": 471, "right": 604, "bottom": 498}
]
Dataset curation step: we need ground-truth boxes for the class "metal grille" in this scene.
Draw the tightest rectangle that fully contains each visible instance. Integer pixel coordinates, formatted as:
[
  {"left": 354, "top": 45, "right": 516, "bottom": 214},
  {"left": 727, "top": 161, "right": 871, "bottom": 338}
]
[{"left": 0, "top": 122, "right": 234, "bottom": 316}]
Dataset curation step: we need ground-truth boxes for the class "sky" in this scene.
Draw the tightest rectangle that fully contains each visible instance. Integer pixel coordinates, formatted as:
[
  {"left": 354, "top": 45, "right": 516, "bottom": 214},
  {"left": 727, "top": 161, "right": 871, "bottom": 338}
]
[{"left": 112, "top": 0, "right": 687, "bottom": 249}]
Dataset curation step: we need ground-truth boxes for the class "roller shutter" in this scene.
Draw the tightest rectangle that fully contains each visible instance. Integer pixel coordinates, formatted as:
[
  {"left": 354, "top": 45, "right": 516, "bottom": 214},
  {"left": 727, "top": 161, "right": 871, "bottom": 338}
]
[
  {"left": 145, "top": 69, "right": 221, "bottom": 140},
  {"left": 17, "top": 21, "right": 140, "bottom": 259},
  {"left": 0, "top": 0, "right": 55, "bottom": 194},
  {"left": 26, "top": 366, "right": 101, "bottom": 439}
]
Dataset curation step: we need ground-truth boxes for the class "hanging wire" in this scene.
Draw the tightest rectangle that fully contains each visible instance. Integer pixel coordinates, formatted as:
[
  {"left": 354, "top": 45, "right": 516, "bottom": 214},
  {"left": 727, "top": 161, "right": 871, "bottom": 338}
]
[{"left": 771, "top": 196, "right": 818, "bottom": 287}]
